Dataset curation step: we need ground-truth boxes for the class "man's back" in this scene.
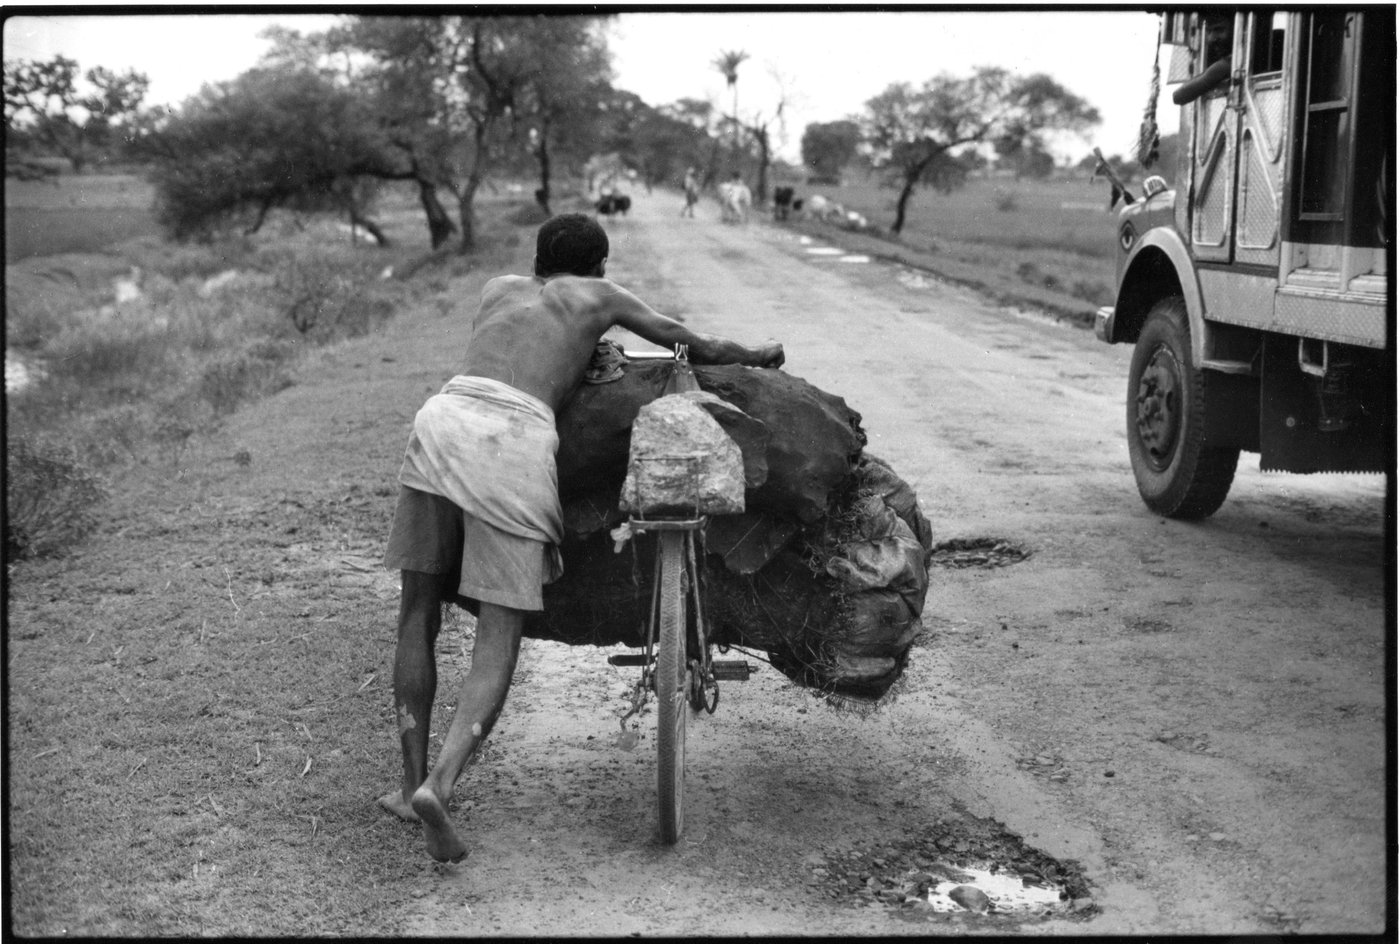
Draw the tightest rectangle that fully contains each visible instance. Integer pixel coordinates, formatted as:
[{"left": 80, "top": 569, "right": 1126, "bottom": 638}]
[
  {"left": 461, "top": 275, "right": 616, "bottom": 414},
  {"left": 460, "top": 264, "right": 782, "bottom": 415}
]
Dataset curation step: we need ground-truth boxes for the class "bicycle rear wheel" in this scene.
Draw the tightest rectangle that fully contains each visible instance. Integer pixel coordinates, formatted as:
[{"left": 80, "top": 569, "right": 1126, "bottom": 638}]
[{"left": 655, "top": 531, "right": 688, "bottom": 844}]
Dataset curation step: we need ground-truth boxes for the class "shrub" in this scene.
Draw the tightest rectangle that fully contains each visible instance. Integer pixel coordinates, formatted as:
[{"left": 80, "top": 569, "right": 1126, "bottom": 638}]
[
  {"left": 199, "top": 346, "right": 295, "bottom": 417},
  {"left": 44, "top": 316, "right": 176, "bottom": 388},
  {"left": 273, "top": 254, "right": 395, "bottom": 341},
  {"left": 332, "top": 293, "right": 395, "bottom": 340},
  {"left": 6, "top": 437, "right": 107, "bottom": 560}
]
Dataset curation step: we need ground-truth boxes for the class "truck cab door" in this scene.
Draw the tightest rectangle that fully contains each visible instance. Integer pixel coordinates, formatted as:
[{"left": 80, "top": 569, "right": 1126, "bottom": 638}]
[
  {"left": 1233, "top": 12, "right": 1290, "bottom": 268},
  {"left": 1186, "top": 12, "right": 1243, "bottom": 264}
]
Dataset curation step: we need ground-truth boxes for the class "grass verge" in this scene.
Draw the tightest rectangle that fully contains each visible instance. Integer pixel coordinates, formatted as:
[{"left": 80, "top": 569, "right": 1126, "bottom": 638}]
[
  {"left": 5, "top": 184, "right": 543, "bottom": 935},
  {"left": 774, "top": 175, "right": 1121, "bottom": 325}
]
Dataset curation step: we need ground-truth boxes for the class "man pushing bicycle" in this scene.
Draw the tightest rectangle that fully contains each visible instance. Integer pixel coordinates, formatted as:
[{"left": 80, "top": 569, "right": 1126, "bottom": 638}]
[{"left": 379, "top": 212, "right": 783, "bottom": 862}]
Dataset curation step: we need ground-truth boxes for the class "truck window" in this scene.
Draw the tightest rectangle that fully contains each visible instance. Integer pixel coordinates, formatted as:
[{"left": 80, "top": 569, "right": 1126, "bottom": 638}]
[
  {"left": 1297, "top": 12, "right": 1357, "bottom": 222},
  {"left": 1249, "top": 12, "right": 1288, "bottom": 75}
]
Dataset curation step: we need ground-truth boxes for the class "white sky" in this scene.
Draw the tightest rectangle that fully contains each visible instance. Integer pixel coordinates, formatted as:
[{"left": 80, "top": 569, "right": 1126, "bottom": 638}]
[{"left": 4, "top": 10, "right": 1173, "bottom": 164}]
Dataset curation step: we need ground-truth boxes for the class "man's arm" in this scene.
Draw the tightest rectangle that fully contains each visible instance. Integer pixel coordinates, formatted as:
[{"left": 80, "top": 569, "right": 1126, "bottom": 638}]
[
  {"left": 596, "top": 280, "right": 784, "bottom": 368},
  {"left": 1172, "top": 57, "right": 1231, "bottom": 105}
]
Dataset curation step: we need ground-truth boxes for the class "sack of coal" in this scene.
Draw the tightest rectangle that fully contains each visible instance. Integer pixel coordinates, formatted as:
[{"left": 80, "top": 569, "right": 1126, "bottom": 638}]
[{"left": 520, "top": 361, "right": 934, "bottom": 701}]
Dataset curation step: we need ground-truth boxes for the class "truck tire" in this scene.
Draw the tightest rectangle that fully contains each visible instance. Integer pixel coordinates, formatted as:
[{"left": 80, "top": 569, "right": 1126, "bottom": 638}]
[{"left": 1126, "top": 296, "right": 1239, "bottom": 519}]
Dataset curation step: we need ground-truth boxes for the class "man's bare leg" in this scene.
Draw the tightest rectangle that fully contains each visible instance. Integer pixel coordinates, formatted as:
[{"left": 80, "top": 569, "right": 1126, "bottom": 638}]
[
  {"left": 411, "top": 601, "right": 524, "bottom": 863},
  {"left": 378, "top": 570, "right": 445, "bottom": 822}
]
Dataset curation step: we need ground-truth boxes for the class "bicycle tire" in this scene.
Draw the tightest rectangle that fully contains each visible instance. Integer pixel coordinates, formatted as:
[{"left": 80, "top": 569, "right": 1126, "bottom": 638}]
[{"left": 655, "top": 531, "right": 688, "bottom": 845}]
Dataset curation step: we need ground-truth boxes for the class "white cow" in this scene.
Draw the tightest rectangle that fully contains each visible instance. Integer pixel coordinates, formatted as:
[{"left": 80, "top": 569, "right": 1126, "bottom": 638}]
[
  {"left": 719, "top": 176, "right": 752, "bottom": 224},
  {"left": 804, "top": 194, "right": 845, "bottom": 223}
]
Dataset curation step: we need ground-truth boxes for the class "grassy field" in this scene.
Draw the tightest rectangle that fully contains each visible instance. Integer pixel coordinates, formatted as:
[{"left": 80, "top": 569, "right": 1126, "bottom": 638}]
[
  {"left": 4, "top": 173, "right": 556, "bottom": 559},
  {"left": 781, "top": 171, "right": 1122, "bottom": 315},
  {"left": 5, "top": 174, "right": 165, "bottom": 263}
]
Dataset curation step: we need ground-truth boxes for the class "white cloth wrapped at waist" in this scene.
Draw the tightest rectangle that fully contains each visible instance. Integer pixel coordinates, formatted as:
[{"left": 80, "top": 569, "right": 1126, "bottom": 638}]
[{"left": 397, "top": 375, "right": 562, "bottom": 546}]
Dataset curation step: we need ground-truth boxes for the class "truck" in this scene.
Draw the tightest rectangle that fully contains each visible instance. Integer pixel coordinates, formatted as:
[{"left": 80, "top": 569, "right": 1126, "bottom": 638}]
[{"left": 1094, "top": 9, "right": 1392, "bottom": 518}]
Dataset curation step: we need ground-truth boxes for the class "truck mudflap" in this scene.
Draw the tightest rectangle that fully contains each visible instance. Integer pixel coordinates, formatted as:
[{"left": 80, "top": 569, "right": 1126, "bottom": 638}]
[{"left": 1258, "top": 335, "right": 1391, "bottom": 473}]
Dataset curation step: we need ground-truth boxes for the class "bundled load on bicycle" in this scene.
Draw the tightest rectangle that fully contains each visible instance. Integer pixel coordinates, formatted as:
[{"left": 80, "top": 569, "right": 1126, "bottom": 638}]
[{"left": 517, "top": 343, "right": 934, "bottom": 704}]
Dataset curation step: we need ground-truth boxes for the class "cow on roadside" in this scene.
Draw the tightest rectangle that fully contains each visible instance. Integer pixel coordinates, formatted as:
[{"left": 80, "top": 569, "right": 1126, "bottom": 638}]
[
  {"left": 773, "top": 186, "right": 796, "bottom": 221},
  {"left": 720, "top": 173, "right": 752, "bottom": 224},
  {"left": 596, "top": 193, "right": 632, "bottom": 218},
  {"left": 804, "top": 194, "right": 844, "bottom": 223}
]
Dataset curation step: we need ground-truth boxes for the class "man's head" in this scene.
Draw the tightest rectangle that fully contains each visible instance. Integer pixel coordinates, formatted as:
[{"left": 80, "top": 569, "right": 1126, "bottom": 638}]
[
  {"left": 1202, "top": 13, "right": 1232, "bottom": 61},
  {"left": 535, "top": 213, "right": 609, "bottom": 278}
]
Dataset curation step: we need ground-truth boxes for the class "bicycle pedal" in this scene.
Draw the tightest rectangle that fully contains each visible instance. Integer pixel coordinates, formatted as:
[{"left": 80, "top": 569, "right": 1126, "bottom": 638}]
[
  {"left": 710, "top": 660, "right": 754, "bottom": 681},
  {"left": 607, "top": 653, "right": 651, "bottom": 667}
]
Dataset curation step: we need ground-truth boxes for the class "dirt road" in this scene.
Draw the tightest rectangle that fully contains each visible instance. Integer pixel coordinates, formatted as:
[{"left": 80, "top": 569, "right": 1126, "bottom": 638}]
[
  {"left": 9, "top": 189, "right": 1388, "bottom": 936},
  {"left": 385, "top": 192, "right": 1387, "bottom": 934}
]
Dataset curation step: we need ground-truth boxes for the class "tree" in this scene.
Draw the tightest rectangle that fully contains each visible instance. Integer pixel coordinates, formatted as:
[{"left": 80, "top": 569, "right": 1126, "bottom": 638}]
[
  {"left": 600, "top": 91, "right": 713, "bottom": 192},
  {"left": 860, "top": 67, "right": 1100, "bottom": 234},
  {"left": 734, "top": 67, "right": 795, "bottom": 207},
  {"left": 4, "top": 55, "right": 149, "bottom": 171},
  {"left": 994, "top": 133, "right": 1055, "bottom": 180},
  {"left": 515, "top": 17, "right": 613, "bottom": 215},
  {"left": 339, "top": 15, "right": 599, "bottom": 252},
  {"left": 147, "top": 66, "right": 394, "bottom": 241},
  {"left": 665, "top": 97, "right": 725, "bottom": 188},
  {"left": 712, "top": 49, "right": 748, "bottom": 160},
  {"left": 801, "top": 120, "right": 860, "bottom": 183},
  {"left": 738, "top": 107, "right": 780, "bottom": 206},
  {"left": 325, "top": 17, "right": 461, "bottom": 249}
]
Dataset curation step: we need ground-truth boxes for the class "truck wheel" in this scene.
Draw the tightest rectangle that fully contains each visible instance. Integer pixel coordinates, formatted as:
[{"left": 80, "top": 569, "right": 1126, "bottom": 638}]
[{"left": 1127, "top": 296, "right": 1239, "bottom": 519}]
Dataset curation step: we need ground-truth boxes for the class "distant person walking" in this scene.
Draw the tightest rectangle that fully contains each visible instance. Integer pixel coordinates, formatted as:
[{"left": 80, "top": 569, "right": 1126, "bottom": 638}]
[{"left": 681, "top": 167, "right": 700, "bottom": 218}]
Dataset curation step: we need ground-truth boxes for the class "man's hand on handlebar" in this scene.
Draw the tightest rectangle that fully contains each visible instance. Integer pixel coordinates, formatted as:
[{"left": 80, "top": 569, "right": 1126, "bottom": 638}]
[{"left": 754, "top": 341, "right": 784, "bottom": 369}]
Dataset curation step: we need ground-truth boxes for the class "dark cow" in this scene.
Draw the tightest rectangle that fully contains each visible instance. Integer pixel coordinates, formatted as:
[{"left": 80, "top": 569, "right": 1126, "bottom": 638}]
[
  {"left": 773, "top": 186, "right": 796, "bottom": 221},
  {"left": 596, "top": 194, "right": 632, "bottom": 218}
]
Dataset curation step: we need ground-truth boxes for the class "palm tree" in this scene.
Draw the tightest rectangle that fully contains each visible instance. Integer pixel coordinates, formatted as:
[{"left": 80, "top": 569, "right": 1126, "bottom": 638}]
[{"left": 713, "top": 49, "right": 749, "bottom": 161}]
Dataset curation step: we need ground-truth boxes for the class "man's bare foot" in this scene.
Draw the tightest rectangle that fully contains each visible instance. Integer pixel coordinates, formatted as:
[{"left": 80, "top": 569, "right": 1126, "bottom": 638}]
[
  {"left": 411, "top": 785, "right": 468, "bottom": 863},
  {"left": 377, "top": 790, "right": 420, "bottom": 822}
]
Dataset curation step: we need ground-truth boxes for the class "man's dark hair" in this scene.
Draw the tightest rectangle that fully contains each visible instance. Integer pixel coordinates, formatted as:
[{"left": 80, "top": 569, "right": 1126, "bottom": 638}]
[
  {"left": 535, "top": 213, "right": 609, "bottom": 277},
  {"left": 1202, "top": 12, "right": 1232, "bottom": 61}
]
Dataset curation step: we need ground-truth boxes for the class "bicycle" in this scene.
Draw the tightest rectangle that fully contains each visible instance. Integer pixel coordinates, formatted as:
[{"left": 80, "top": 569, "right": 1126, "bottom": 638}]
[{"left": 608, "top": 346, "right": 755, "bottom": 844}]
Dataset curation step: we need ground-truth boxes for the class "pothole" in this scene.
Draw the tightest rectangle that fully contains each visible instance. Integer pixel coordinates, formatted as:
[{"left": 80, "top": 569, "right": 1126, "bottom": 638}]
[
  {"left": 803, "top": 809, "right": 1094, "bottom": 922},
  {"left": 929, "top": 537, "right": 1030, "bottom": 569}
]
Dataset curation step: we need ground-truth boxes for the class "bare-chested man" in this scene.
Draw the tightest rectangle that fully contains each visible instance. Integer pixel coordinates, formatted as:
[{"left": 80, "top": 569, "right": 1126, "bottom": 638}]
[{"left": 379, "top": 212, "right": 783, "bottom": 862}]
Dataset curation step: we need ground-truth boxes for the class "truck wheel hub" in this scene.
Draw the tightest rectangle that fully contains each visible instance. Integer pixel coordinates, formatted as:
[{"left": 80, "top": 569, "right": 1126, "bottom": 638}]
[{"left": 1135, "top": 348, "right": 1182, "bottom": 470}]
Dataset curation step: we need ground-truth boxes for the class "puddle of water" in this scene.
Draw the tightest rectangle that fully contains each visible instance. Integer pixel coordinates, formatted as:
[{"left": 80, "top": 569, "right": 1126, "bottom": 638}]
[
  {"left": 926, "top": 865, "right": 1067, "bottom": 914},
  {"left": 838, "top": 255, "right": 871, "bottom": 264},
  {"left": 805, "top": 246, "right": 844, "bottom": 256}
]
